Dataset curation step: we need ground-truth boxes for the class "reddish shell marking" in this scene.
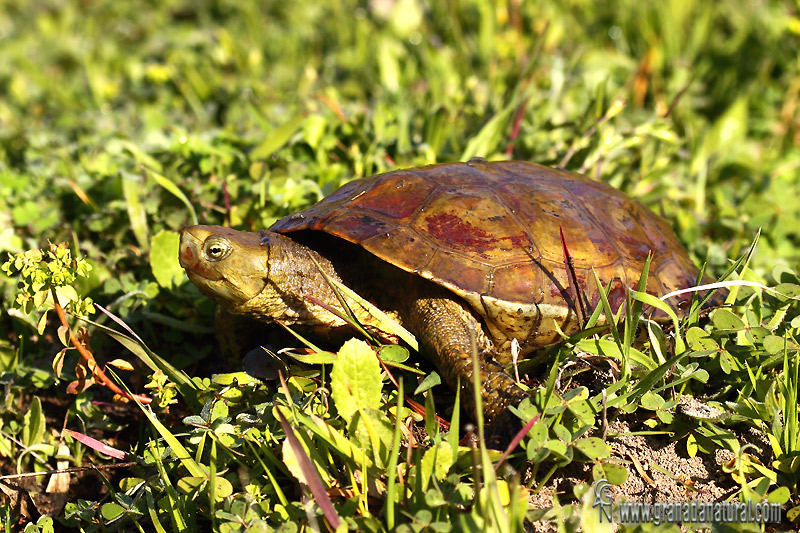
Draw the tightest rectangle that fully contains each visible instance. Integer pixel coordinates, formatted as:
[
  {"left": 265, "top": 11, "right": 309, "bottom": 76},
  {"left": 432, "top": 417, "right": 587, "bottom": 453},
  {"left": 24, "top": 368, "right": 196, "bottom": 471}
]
[
  {"left": 425, "top": 213, "right": 495, "bottom": 249},
  {"left": 424, "top": 213, "right": 526, "bottom": 251},
  {"left": 338, "top": 215, "right": 384, "bottom": 232}
]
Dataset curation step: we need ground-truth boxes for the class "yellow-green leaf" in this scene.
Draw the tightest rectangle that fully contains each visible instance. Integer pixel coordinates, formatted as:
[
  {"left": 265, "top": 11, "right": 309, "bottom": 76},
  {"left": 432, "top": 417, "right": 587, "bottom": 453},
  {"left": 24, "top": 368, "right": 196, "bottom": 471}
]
[
  {"left": 101, "top": 502, "right": 126, "bottom": 521},
  {"left": 107, "top": 359, "right": 135, "bottom": 372},
  {"left": 37, "top": 311, "right": 48, "bottom": 335},
  {"left": 573, "top": 437, "right": 610, "bottom": 460},
  {"left": 122, "top": 172, "right": 150, "bottom": 250},
  {"left": 145, "top": 168, "right": 197, "bottom": 225},
  {"left": 251, "top": 113, "right": 307, "bottom": 160},
  {"left": 419, "top": 441, "right": 453, "bottom": 491},
  {"left": 176, "top": 476, "right": 233, "bottom": 502},
  {"left": 22, "top": 396, "right": 45, "bottom": 447},
  {"left": 149, "top": 230, "right": 184, "bottom": 290},
  {"left": 330, "top": 339, "right": 382, "bottom": 420}
]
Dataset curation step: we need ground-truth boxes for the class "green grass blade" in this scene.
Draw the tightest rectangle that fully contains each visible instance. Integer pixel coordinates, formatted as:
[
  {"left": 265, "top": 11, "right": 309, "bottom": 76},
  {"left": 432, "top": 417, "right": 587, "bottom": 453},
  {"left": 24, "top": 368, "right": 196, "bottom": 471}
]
[
  {"left": 121, "top": 171, "right": 150, "bottom": 250},
  {"left": 152, "top": 442, "right": 189, "bottom": 531},
  {"left": 385, "top": 379, "right": 404, "bottom": 530},
  {"left": 591, "top": 268, "right": 623, "bottom": 350},
  {"left": 145, "top": 484, "right": 169, "bottom": 533},
  {"left": 251, "top": 113, "right": 307, "bottom": 160},
  {"left": 328, "top": 277, "right": 418, "bottom": 351},
  {"left": 144, "top": 167, "right": 198, "bottom": 226},
  {"left": 623, "top": 253, "right": 651, "bottom": 360},
  {"left": 630, "top": 290, "right": 684, "bottom": 354}
]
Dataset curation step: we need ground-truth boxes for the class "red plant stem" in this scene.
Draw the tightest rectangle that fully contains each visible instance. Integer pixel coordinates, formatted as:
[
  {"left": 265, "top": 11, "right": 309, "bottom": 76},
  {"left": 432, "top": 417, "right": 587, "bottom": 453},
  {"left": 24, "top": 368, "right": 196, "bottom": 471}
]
[
  {"left": 50, "top": 295, "right": 151, "bottom": 404},
  {"left": 505, "top": 99, "right": 528, "bottom": 157},
  {"left": 223, "top": 178, "right": 231, "bottom": 229}
]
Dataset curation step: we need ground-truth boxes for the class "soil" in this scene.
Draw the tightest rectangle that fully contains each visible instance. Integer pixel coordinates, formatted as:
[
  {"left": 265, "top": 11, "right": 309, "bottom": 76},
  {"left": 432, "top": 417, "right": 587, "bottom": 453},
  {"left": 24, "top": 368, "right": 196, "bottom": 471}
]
[
  {"left": 527, "top": 419, "right": 736, "bottom": 505},
  {"left": 523, "top": 418, "right": 790, "bottom": 531}
]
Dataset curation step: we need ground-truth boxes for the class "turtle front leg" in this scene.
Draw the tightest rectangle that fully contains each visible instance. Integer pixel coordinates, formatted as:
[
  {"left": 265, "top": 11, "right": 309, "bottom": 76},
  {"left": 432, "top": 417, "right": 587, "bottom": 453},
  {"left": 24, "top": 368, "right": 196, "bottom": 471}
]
[{"left": 404, "top": 288, "right": 528, "bottom": 427}]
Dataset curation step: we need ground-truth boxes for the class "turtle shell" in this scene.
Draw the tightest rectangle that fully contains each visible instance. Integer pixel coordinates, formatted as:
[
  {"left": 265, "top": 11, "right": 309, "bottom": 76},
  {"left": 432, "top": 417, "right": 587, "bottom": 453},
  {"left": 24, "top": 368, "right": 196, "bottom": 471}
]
[{"left": 270, "top": 158, "right": 709, "bottom": 352}]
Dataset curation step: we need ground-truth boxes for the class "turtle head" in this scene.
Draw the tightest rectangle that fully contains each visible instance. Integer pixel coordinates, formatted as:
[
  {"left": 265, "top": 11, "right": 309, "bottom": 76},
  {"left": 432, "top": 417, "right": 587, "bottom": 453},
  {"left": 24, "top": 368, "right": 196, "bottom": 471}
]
[
  {"left": 179, "top": 225, "right": 269, "bottom": 310},
  {"left": 180, "top": 225, "right": 340, "bottom": 325}
]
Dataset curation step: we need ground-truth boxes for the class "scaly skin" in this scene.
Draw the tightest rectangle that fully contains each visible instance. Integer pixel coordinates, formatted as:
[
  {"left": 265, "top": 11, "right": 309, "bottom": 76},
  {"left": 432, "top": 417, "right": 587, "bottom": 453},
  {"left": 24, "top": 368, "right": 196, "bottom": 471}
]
[
  {"left": 402, "top": 285, "right": 528, "bottom": 425},
  {"left": 179, "top": 225, "right": 527, "bottom": 425}
]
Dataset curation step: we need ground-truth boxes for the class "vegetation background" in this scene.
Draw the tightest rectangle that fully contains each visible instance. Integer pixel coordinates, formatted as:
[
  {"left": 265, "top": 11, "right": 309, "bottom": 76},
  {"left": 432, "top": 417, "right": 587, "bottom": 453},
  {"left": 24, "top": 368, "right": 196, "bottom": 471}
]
[{"left": 0, "top": 0, "right": 799, "bottom": 531}]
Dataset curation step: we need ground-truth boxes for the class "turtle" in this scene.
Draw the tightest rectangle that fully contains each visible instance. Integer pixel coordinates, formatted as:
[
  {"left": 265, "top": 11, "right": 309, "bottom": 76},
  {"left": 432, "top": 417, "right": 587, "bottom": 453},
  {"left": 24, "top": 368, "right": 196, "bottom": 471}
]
[{"left": 179, "top": 158, "right": 716, "bottom": 426}]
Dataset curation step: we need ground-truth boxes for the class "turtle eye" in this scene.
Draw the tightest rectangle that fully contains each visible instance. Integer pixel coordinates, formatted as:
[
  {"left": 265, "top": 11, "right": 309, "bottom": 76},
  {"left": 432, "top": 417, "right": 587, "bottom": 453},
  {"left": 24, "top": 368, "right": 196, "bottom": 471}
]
[{"left": 203, "top": 237, "right": 232, "bottom": 261}]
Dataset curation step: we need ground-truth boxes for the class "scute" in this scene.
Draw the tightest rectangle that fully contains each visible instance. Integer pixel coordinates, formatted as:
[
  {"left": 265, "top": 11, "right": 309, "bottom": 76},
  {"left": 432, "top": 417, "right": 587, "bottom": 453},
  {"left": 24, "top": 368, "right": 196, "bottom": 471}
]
[
  {"left": 351, "top": 173, "right": 437, "bottom": 220},
  {"left": 270, "top": 159, "right": 710, "bottom": 350}
]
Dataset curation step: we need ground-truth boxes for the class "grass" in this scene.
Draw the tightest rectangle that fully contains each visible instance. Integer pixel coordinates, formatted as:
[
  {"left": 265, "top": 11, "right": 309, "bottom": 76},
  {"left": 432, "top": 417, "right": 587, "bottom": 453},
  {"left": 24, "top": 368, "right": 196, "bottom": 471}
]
[{"left": 1, "top": 0, "right": 799, "bottom": 531}]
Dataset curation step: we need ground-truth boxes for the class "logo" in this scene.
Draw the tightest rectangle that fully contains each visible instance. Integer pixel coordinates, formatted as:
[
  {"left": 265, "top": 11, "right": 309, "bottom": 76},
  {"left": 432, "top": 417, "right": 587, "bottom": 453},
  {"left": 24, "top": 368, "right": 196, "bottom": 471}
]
[{"left": 592, "top": 478, "right": 614, "bottom": 523}]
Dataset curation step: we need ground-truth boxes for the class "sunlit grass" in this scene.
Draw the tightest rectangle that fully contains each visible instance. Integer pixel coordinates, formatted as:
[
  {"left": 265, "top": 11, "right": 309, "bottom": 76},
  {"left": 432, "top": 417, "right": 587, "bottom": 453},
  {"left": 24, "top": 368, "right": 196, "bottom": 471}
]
[{"left": 0, "top": 0, "right": 798, "bottom": 530}]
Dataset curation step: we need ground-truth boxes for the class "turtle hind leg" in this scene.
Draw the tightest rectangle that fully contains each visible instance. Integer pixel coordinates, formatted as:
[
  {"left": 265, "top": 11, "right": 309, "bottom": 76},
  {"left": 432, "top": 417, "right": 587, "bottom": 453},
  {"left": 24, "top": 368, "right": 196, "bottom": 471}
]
[{"left": 402, "top": 286, "right": 528, "bottom": 434}]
